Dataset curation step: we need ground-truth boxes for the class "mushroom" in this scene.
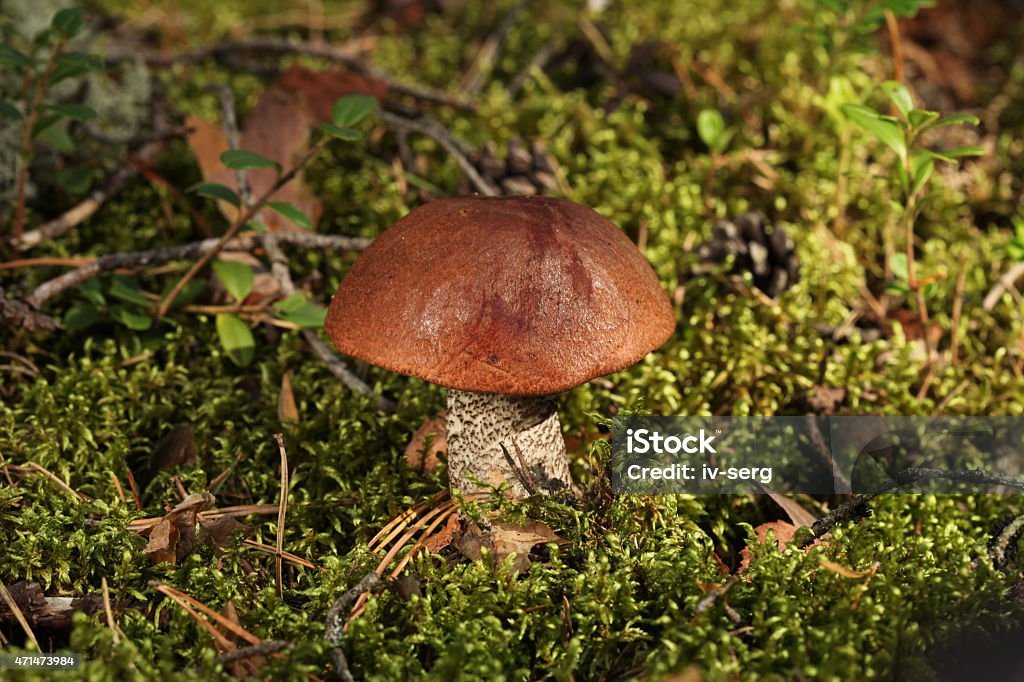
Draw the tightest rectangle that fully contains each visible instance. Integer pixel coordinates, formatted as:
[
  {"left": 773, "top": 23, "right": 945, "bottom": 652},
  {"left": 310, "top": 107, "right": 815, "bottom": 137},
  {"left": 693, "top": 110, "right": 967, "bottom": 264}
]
[{"left": 324, "top": 195, "right": 674, "bottom": 498}]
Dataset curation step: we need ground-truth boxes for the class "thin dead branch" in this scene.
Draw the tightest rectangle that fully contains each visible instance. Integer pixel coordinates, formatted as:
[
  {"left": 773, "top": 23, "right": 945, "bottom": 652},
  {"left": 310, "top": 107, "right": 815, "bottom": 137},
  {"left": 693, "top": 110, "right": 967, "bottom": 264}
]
[
  {"left": 14, "top": 142, "right": 164, "bottom": 250},
  {"left": 213, "top": 640, "right": 292, "bottom": 665},
  {"left": 460, "top": 0, "right": 527, "bottom": 96},
  {"left": 27, "top": 232, "right": 371, "bottom": 308},
  {"left": 325, "top": 571, "right": 381, "bottom": 682},
  {"left": 274, "top": 433, "right": 290, "bottom": 598},
  {"left": 263, "top": 234, "right": 395, "bottom": 412},
  {"left": 983, "top": 262, "right": 1024, "bottom": 311},
  {"left": 156, "top": 135, "right": 332, "bottom": 317},
  {"left": 210, "top": 84, "right": 254, "bottom": 208},
  {"left": 0, "top": 581, "right": 41, "bottom": 650},
  {"left": 379, "top": 111, "right": 499, "bottom": 196},
  {"left": 2, "top": 461, "right": 90, "bottom": 501},
  {"left": 800, "top": 467, "right": 1024, "bottom": 548}
]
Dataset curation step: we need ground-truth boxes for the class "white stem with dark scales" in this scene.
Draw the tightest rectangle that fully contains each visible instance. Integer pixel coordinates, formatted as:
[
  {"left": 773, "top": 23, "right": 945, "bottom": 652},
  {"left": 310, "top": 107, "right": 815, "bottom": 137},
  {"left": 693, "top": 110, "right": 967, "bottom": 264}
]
[{"left": 445, "top": 390, "right": 574, "bottom": 498}]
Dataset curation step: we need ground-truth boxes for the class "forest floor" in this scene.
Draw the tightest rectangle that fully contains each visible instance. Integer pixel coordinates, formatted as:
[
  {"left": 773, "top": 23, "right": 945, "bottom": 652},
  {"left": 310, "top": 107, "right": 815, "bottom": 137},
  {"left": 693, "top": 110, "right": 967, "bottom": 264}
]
[{"left": 3, "top": 0, "right": 1024, "bottom": 679}]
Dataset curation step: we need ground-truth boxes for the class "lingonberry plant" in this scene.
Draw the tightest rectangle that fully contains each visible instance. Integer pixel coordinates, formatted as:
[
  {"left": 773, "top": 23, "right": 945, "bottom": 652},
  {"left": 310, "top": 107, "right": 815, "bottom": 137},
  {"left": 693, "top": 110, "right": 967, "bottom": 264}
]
[{"left": 842, "top": 80, "right": 984, "bottom": 357}]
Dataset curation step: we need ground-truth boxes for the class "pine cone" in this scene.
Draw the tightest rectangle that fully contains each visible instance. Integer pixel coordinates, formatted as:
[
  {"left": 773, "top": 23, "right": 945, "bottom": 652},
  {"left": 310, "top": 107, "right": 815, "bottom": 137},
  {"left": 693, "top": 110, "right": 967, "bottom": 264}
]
[
  {"left": 696, "top": 212, "right": 799, "bottom": 298},
  {"left": 461, "top": 137, "right": 560, "bottom": 196}
]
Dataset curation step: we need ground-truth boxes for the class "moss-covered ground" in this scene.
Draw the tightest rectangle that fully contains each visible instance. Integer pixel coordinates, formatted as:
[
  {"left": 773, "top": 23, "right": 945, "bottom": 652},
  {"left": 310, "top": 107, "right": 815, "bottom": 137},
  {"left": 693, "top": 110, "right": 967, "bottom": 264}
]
[{"left": 3, "top": 0, "right": 1024, "bottom": 679}]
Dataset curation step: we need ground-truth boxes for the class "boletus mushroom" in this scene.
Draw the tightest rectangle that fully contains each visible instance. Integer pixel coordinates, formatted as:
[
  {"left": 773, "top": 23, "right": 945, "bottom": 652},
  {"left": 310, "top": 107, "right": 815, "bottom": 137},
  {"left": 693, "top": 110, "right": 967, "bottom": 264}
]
[{"left": 325, "top": 195, "right": 674, "bottom": 498}]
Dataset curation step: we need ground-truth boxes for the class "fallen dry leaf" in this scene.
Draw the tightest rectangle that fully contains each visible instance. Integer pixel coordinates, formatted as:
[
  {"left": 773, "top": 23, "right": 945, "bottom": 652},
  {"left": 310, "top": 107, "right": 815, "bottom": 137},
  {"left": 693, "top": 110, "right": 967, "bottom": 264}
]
[
  {"left": 275, "top": 64, "right": 388, "bottom": 124},
  {"left": 458, "top": 519, "right": 563, "bottom": 574},
  {"left": 142, "top": 492, "right": 216, "bottom": 564},
  {"left": 137, "top": 427, "right": 197, "bottom": 492},
  {"left": 737, "top": 521, "right": 798, "bottom": 574},
  {"left": 277, "top": 371, "right": 299, "bottom": 422},
  {"left": 239, "top": 91, "right": 321, "bottom": 232},
  {"left": 887, "top": 308, "right": 943, "bottom": 348},
  {"left": 421, "top": 512, "right": 460, "bottom": 553},
  {"left": 197, "top": 515, "right": 248, "bottom": 551},
  {"left": 766, "top": 491, "right": 818, "bottom": 528},
  {"left": 186, "top": 91, "right": 320, "bottom": 232},
  {"left": 738, "top": 520, "right": 828, "bottom": 574},
  {"left": 405, "top": 413, "right": 446, "bottom": 472},
  {"left": 185, "top": 115, "right": 236, "bottom": 220}
]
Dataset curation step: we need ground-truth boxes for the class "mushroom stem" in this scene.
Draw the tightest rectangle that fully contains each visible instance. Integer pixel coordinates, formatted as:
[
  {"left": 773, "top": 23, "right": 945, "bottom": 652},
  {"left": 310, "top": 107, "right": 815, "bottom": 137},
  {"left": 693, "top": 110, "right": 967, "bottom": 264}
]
[{"left": 445, "top": 390, "right": 574, "bottom": 498}]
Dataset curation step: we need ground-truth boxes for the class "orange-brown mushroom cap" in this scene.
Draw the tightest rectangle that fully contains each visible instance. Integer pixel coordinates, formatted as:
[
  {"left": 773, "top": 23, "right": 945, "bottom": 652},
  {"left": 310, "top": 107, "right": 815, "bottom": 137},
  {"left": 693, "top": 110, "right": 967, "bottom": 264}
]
[{"left": 325, "top": 195, "right": 675, "bottom": 396}]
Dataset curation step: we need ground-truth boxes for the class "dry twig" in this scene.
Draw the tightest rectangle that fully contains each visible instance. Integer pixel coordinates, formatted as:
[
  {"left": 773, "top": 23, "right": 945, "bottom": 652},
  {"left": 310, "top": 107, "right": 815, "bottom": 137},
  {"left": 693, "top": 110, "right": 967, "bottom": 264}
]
[
  {"left": 27, "top": 232, "right": 371, "bottom": 308},
  {"left": 156, "top": 136, "right": 333, "bottom": 318},
  {"left": 0, "top": 580, "right": 40, "bottom": 650},
  {"left": 379, "top": 111, "right": 499, "bottom": 196},
  {"left": 213, "top": 640, "right": 292, "bottom": 665},
  {"left": 800, "top": 467, "right": 1024, "bottom": 548},
  {"left": 263, "top": 234, "right": 395, "bottom": 411},
  {"left": 460, "top": 0, "right": 527, "bottom": 96},
  {"left": 210, "top": 84, "right": 254, "bottom": 208},
  {"left": 983, "top": 262, "right": 1024, "bottom": 311},
  {"left": 14, "top": 142, "right": 166, "bottom": 250},
  {"left": 274, "top": 433, "right": 290, "bottom": 598},
  {"left": 325, "top": 572, "right": 381, "bottom": 682}
]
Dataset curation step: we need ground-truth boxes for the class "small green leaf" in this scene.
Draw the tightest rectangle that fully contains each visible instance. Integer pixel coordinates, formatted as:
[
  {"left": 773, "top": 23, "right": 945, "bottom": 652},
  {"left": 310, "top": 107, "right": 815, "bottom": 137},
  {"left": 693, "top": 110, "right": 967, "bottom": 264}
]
[
  {"left": 40, "top": 103, "right": 96, "bottom": 120},
  {"left": 911, "top": 152, "right": 934, "bottom": 196},
  {"left": 80, "top": 278, "right": 105, "bottom": 307},
  {"left": 842, "top": 103, "right": 907, "bottom": 160},
  {"left": 885, "top": 280, "right": 912, "bottom": 296},
  {"left": 890, "top": 252, "right": 909, "bottom": 282},
  {"left": 57, "top": 166, "right": 93, "bottom": 194},
  {"left": 50, "top": 52, "right": 103, "bottom": 83},
  {"left": 319, "top": 123, "right": 361, "bottom": 140},
  {"left": 51, "top": 7, "right": 86, "bottom": 38},
  {"left": 266, "top": 201, "right": 313, "bottom": 230},
  {"left": 32, "top": 29, "right": 55, "bottom": 48},
  {"left": 1007, "top": 238, "right": 1024, "bottom": 262},
  {"left": 907, "top": 108, "right": 939, "bottom": 130},
  {"left": 930, "top": 114, "right": 980, "bottom": 129},
  {"left": 212, "top": 259, "right": 254, "bottom": 303},
  {"left": 0, "top": 99, "right": 23, "bottom": 120},
  {"left": 37, "top": 121, "right": 74, "bottom": 153},
  {"left": 110, "top": 305, "right": 152, "bottom": 331},
  {"left": 274, "top": 293, "right": 307, "bottom": 314},
  {"left": 216, "top": 313, "right": 255, "bottom": 366},
  {"left": 161, "top": 278, "right": 205, "bottom": 310},
  {"left": 881, "top": 80, "right": 913, "bottom": 118},
  {"left": 940, "top": 146, "right": 985, "bottom": 158},
  {"left": 331, "top": 94, "right": 378, "bottom": 127},
  {"left": 31, "top": 113, "right": 64, "bottom": 138},
  {"left": 220, "top": 149, "right": 280, "bottom": 171},
  {"left": 108, "top": 276, "right": 151, "bottom": 306},
  {"left": 64, "top": 302, "right": 102, "bottom": 331},
  {"left": 190, "top": 182, "right": 240, "bottom": 207},
  {"left": 0, "top": 45, "right": 32, "bottom": 69},
  {"left": 274, "top": 295, "right": 327, "bottom": 328},
  {"left": 696, "top": 109, "right": 727, "bottom": 152}
]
